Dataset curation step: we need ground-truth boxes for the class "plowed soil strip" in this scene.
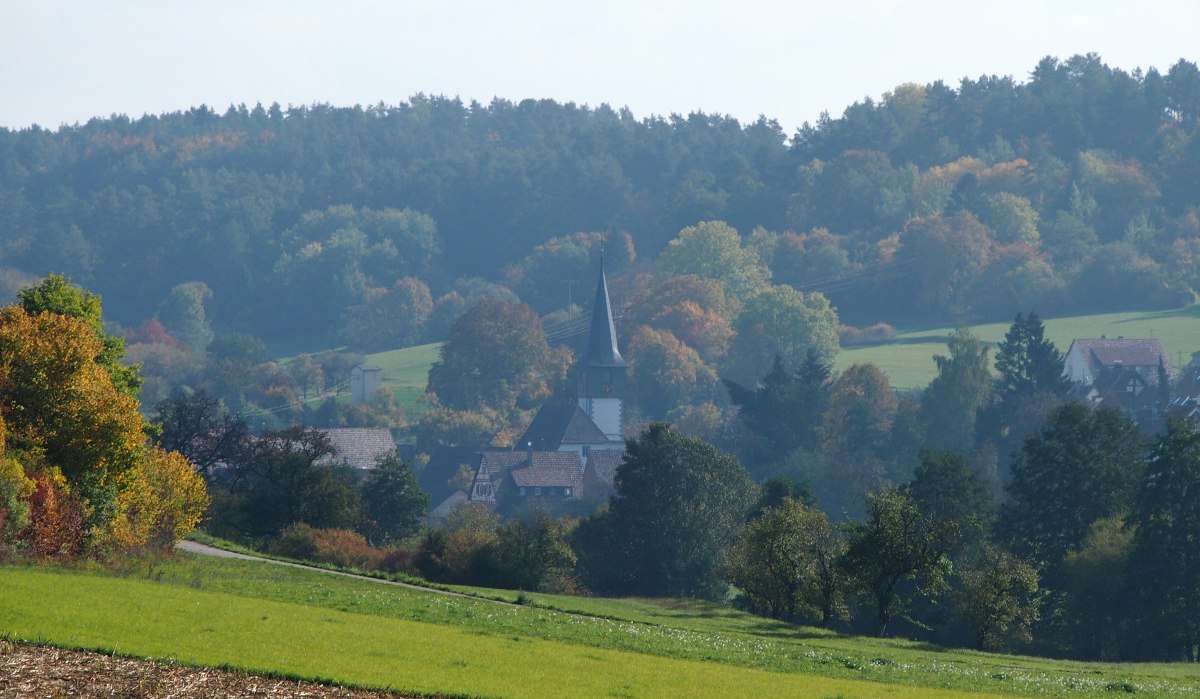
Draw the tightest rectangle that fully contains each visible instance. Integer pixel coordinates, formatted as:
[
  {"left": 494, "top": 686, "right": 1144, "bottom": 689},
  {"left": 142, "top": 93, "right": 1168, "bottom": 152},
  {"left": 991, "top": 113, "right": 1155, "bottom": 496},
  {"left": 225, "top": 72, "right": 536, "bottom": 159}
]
[{"left": 0, "top": 641, "right": 428, "bottom": 699}]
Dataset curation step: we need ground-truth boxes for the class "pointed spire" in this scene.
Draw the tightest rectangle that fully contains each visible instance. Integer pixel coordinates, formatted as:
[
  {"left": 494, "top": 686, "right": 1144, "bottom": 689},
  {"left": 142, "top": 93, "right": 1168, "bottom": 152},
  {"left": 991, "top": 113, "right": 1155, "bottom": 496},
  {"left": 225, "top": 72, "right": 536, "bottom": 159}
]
[{"left": 584, "top": 256, "right": 625, "bottom": 367}]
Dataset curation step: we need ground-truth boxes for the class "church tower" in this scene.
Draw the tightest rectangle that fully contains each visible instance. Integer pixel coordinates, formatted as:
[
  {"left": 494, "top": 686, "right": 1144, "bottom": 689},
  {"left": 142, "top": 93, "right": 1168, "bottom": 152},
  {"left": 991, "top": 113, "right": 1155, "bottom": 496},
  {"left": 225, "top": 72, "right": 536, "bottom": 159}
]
[{"left": 577, "top": 261, "right": 626, "bottom": 441}]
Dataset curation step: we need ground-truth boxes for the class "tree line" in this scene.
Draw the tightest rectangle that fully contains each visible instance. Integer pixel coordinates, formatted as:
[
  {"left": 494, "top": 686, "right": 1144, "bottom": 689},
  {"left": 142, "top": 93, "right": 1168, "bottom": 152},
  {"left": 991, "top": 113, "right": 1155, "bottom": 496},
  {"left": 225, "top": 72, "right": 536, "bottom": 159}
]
[{"left": 2, "top": 54, "right": 1199, "bottom": 354}]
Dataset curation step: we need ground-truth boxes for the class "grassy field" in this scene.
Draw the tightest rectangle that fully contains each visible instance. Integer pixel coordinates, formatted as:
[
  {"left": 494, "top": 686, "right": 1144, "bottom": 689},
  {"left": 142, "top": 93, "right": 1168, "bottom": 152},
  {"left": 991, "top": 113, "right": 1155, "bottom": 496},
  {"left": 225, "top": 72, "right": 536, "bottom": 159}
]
[
  {"left": 840, "top": 306, "right": 1200, "bottom": 389},
  {"left": 350, "top": 307, "right": 1200, "bottom": 404},
  {"left": 279, "top": 305, "right": 1200, "bottom": 417},
  {"left": 364, "top": 342, "right": 441, "bottom": 417},
  {"left": 2, "top": 554, "right": 1197, "bottom": 698}
]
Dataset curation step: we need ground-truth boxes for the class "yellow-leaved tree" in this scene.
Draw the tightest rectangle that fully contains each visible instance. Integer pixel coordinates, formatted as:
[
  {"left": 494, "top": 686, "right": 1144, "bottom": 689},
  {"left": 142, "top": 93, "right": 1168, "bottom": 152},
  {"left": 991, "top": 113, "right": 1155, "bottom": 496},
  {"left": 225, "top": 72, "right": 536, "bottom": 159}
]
[{"left": 0, "top": 276, "right": 208, "bottom": 557}]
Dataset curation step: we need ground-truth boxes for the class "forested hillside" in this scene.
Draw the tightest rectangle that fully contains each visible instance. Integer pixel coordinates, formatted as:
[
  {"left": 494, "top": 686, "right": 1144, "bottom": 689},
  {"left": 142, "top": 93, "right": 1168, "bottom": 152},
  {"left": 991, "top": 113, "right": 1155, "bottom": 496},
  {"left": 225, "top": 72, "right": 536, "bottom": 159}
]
[
  {"left": 3, "top": 53, "right": 1199, "bottom": 347},
  {"left": 8, "top": 54, "right": 1200, "bottom": 664}
]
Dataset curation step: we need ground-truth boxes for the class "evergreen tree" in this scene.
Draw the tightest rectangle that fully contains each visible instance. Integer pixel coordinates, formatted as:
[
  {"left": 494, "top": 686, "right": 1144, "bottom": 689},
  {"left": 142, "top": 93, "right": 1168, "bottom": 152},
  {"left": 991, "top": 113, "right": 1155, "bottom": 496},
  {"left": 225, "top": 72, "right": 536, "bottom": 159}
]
[
  {"left": 999, "top": 404, "right": 1143, "bottom": 568},
  {"left": 994, "top": 312, "right": 1071, "bottom": 399},
  {"left": 1128, "top": 416, "right": 1200, "bottom": 661},
  {"left": 725, "top": 349, "right": 830, "bottom": 457}
]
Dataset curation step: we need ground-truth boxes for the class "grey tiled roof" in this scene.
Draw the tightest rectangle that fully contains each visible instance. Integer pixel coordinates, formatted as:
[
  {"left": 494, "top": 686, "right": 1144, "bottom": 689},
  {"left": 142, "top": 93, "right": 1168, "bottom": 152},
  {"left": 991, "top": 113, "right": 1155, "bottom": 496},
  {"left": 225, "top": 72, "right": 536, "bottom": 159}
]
[
  {"left": 319, "top": 428, "right": 397, "bottom": 470},
  {"left": 519, "top": 403, "right": 610, "bottom": 449},
  {"left": 584, "top": 448, "right": 625, "bottom": 489},
  {"left": 509, "top": 451, "right": 584, "bottom": 489},
  {"left": 476, "top": 451, "right": 529, "bottom": 501},
  {"left": 1072, "top": 338, "right": 1174, "bottom": 377}
]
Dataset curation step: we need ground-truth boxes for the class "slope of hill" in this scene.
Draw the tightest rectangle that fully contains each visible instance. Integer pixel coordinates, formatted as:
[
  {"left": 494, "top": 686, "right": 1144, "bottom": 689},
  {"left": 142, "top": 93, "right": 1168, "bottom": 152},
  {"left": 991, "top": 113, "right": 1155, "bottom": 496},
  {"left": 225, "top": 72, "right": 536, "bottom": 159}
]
[
  {"left": 365, "top": 342, "right": 441, "bottom": 416},
  {"left": 3, "top": 54, "right": 1198, "bottom": 348},
  {"left": 2, "top": 553, "right": 1196, "bottom": 698}
]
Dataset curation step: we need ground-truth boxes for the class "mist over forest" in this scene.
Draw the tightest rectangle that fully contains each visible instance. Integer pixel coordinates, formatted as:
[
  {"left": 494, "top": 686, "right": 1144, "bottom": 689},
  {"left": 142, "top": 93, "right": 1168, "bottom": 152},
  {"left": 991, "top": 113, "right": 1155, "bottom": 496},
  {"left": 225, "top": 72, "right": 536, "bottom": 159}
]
[{"left": 2, "top": 53, "right": 1199, "bottom": 348}]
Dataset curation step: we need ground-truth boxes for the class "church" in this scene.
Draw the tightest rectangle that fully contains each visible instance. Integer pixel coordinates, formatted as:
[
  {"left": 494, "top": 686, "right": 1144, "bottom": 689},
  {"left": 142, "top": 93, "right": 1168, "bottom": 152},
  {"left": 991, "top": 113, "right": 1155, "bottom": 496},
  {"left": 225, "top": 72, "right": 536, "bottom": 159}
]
[{"left": 464, "top": 260, "right": 628, "bottom": 513}]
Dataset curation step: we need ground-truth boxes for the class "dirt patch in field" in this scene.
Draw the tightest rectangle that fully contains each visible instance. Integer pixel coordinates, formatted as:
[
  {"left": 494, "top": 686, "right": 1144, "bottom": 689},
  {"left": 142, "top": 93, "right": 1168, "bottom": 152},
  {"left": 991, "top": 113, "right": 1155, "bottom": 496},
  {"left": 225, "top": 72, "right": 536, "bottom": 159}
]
[{"left": 0, "top": 640, "right": 429, "bottom": 698}]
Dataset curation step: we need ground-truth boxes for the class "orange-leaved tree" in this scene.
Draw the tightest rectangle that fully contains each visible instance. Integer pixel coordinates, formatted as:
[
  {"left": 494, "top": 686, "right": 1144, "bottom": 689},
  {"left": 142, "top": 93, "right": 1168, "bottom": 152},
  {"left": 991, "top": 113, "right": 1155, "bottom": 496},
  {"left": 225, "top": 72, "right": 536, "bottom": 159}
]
[{"left": 0, "top": 277, "right": 208, "bottom": 557}]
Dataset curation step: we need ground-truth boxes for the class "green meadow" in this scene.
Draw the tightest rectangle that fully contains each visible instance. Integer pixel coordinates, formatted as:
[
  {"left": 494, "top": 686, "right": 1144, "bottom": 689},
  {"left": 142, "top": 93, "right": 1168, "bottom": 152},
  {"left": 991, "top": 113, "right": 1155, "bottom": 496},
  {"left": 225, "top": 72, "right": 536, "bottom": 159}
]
[
  {"left": 839, "top": 306, "right": 1200, "bottom": 389},
  {"left": 364, "top": 341, "right": 442, "bottom": 417},
  {"left": 2, "top": 554, "right": 1197, "bottom": 698},
  {"left": 357, "top": 307, "right": 1200, "bottom": 406}
]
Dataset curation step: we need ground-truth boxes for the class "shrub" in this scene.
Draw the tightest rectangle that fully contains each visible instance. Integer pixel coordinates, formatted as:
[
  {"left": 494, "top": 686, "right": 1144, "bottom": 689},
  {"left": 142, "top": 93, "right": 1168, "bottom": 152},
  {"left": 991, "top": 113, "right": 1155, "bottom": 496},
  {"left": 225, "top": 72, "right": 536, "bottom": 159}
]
[
  {"left": 838, "top": 323, "right": 897, "bottom": 346},
  {"left": 270, "top": 522, "right": 321, "bottom": 560},
  {"left": 271, "top": 523, "right": 386, "bottom": 571},
  {"left": 21, "top": 469, "right": 85, "bottom": 559},
  {"left": 0, "top": 456, "right": 34, "bottom": 541},
  {"left": 379, "top": 546, "right": 418, "bottom": 575}
]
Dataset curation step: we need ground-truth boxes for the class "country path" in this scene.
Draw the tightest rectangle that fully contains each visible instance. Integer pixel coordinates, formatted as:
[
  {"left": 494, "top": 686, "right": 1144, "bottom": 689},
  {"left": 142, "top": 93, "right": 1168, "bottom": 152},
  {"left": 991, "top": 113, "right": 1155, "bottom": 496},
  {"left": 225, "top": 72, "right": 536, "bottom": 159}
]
[{"left": 176, "top": 539, "right": 513, "bottom": 604}]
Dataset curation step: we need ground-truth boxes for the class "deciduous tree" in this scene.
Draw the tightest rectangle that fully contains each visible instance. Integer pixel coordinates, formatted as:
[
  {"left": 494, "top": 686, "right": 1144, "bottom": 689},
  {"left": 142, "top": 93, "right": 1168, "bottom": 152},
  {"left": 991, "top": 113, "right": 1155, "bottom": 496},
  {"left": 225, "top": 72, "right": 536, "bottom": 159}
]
[
  {"left": 426, "top": 299, "right": 571, "bottom": 417},
  {"left": 0, "top": 306, "right": 146, "bottom": 533},
  {"left": 722, "top": 284, "right": 839, "bottom": 388},
  {"left": 17, "top": 273, "right": 140, "bottom": 397},
  {"left": 1127, "top": 416, "right": 1200, "bottom": 661},
  {"left": 656, "top": 220, "right": 769, "bottom": 300},
  {"left": 220, "top": 426, "right": 360, "bottom": 537},
  {"left": 955, "top": 544, "right": 1041, "bottom": 651},
  {"left": 156, "top": 281, "right": 215, "bottom": 352},
  {"left": 919, "top": 328, "right": 993, "bottom": 453},
  {"left": 626, "top": 326, "right": 719, "bottom": 420},
  {"left": 340, "top": 276, "right": 433, "bottom": 351},
  {"left": 573, "top": 423, "right": 757, "bottom": 599},
  {"left": 842, "top": 487, "right": 958, "bottom": 637},
  {"left": 360, "top": 450, "right": 429, "bottom": 545},
  {"left": 817, "top": 363, "right": 898, "bottom": 515},
  {"left": 154, "top": 390, "right": 248, "bottom": 477},
  {"left": 726, "top": 498, "right": 846, "bottom": 625}
]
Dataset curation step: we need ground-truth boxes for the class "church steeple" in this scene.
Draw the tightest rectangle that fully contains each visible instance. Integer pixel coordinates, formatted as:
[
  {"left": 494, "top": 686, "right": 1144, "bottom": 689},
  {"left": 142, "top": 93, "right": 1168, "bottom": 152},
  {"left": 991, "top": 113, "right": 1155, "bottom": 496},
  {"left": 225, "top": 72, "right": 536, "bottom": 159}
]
[
  {"left": 577, "top": 256, "right": 626, "bottom": 441},
  {"left": 584, "top": 261, "right": 626, "bottom": 368}
]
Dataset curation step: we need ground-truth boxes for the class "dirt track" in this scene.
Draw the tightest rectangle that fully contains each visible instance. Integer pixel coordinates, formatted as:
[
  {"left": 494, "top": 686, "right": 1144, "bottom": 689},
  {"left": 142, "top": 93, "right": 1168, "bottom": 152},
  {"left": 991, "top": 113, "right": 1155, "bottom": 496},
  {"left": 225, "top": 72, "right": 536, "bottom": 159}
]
[
  {"left": 0, "top": 641, "right": 426, "bottom": 698},
  {"left": 176, "top": 539, "right": 506, "bottom": 603}
]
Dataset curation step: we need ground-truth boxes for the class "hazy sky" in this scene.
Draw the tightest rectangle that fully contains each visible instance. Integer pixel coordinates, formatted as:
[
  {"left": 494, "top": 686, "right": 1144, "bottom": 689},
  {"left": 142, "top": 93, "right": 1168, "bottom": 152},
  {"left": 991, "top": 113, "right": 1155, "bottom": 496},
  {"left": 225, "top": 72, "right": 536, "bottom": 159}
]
[{"left": 3, "top": 1, "right": 1198, "bottom": 135}]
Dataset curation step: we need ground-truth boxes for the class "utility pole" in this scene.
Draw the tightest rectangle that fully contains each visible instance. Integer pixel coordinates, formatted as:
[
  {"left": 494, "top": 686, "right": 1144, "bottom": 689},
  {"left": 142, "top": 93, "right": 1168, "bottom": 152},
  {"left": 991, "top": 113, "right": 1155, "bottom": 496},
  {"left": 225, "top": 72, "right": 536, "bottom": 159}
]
[{"left": 561, "top": 279, "right": 579, "bottom": 314}]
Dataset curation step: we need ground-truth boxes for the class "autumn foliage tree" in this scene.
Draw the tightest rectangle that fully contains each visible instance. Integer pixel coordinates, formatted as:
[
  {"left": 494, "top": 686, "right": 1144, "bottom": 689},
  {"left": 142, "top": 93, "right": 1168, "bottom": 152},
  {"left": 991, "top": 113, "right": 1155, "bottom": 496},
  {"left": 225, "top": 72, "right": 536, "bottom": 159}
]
[
  {"left": 426, "top": 299, "right": 571, "bottom": 418},
  {"left": 0, "top": 277, "right": 208, "bottom": 558},
  {"left": 626, "top": 326, "right": 719, "bottom": 420}
]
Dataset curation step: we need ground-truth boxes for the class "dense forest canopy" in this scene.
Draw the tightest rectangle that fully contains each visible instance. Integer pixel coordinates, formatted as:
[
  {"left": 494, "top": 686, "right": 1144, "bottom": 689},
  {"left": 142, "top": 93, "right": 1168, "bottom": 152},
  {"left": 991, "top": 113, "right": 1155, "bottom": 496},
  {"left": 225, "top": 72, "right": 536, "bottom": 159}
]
[{"left": 2, "top": 53, "right": 1199, "bottom": 345}]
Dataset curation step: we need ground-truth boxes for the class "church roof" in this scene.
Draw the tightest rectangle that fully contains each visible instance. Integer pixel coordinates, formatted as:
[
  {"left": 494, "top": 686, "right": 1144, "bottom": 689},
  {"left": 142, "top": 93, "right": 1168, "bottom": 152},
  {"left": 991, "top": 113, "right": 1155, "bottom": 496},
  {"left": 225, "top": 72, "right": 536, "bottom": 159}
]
[
  {"left": 584, "top": 264, "right": 625, "bottom": 368},
  {"left": 519, "top": 403, "right": 611, "bottom": 449}
]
